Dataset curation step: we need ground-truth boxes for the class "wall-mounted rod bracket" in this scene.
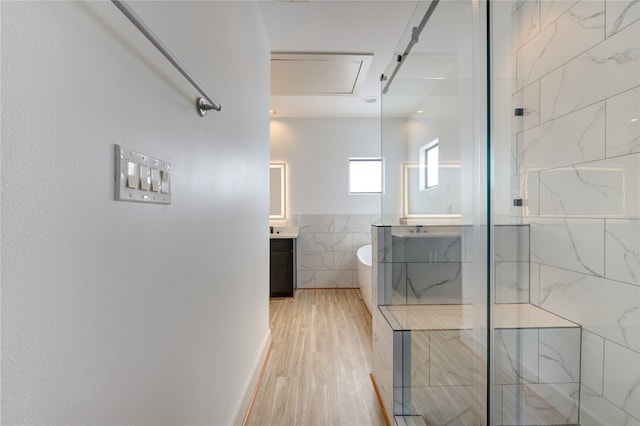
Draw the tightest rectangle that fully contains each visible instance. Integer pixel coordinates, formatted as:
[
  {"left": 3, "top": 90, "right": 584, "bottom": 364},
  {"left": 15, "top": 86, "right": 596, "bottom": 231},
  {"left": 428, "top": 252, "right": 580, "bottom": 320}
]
[
  {"left": 197, "top": 98, "right": 218, "bottom": 117},
  {"left": 112, "top": 0, "right": 222, "bottom": 116}
]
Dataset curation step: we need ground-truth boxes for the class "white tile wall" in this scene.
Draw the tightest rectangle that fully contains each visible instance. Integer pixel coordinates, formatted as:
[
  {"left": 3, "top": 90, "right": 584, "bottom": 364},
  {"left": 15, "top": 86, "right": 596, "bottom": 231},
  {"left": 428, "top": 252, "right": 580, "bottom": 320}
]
[
  {"left": 296, "top": 214, "right": 373, "bottom": 288},
  {"left": 606, "top": 0, "right": 640, "bottom": 37},
  {"left": 539, "top": 20, "right": 640, "bottom": 122},
  {"left": 606, "top": 86, "right": 640, "bottom": 157},
  {"left": 540, "top": 265, "right": 640, "bottom": 352},
  {"left": 581, "top": 329, "right": 605, "bottom": 395},
  {"left": 581, "top": 385, "right": 640, "bottom": 425},
  {"left": 603, "top": 340, "right": 640, "bottom": 419},
  {"left": 529, "top": 218, "right": 604, "bottom": 276},
  {"left": 516, "top": 0, "right": 605, "bottom": 89},
  {"left": 606, "top": 219, "right": 640, "bottom": 285},
  {"left": 538, "top": 154, "right": 640, "bottom": 218},
  {"left": 514, "top": 2, "right": 639, "bottom": 421},
  {"left": 522, "top": 101, "right": 606, "bottom": 173}
]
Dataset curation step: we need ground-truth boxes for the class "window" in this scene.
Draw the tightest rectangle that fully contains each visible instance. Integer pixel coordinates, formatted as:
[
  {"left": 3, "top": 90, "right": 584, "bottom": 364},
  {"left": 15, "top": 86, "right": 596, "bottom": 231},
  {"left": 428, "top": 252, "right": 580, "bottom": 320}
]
[
  {"left": 348, "top": 158, "right": 382, "bottom": 194},
  {"left": 419, "top": 138, "right": 439, "bottom": 190}
]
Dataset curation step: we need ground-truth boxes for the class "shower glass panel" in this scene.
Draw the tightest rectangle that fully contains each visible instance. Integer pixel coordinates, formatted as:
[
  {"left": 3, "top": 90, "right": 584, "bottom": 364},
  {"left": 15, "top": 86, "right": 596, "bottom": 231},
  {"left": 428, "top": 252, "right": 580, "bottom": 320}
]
[{"left": 377, "top": 0, "right": 491, "bottom": 424}]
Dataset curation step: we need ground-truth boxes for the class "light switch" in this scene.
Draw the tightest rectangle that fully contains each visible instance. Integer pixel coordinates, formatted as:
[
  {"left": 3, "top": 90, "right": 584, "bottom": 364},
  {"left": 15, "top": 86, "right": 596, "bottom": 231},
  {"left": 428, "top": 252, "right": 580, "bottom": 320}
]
[
  {"left": 160, "top": 170, "right": 170, "bottom": 194},
  {"left": 140, "top": 165, "right": 150, "bottom": 191},
  {"left": 115, "top": 144, "right": 171, "bottom": 204},
  {"left": 151, "top": 168, "right": 161, "bottom": 192},
  {"left": 126, "top": 161, "right": 139, "bottom": 189}
]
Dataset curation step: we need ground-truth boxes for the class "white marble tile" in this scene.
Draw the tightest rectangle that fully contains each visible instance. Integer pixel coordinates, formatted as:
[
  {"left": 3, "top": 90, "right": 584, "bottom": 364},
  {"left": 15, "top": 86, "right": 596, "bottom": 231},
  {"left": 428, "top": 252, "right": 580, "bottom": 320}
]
[
  {"left": 523, "top": 171, "right": 540, "bottom": 217},
  {"left": 315, "top": 232, "right": 352, "bottom": 252},
  {"left": 522, "top": 101, "right": 606, "bottom": 173},
  {"left": 538, "top": 327, "right": 581, "bottom": 383},
  {"left": 406, "top": 263, "right": 462, "bottom": 304},
  {"left": 540, "top": 0, "right": 580, "bottom": 29},
  {"left": 495, "top": 261, "right": 530, "bottom": 303},
  {"left": 334, "top": 251, "right": 356, "bottom": 271},
  {"left": 297, "top": 252, "right": 334, "bottom": 271},
  {"left": 580, "top": 384, "right": 640, "bottom": 426},
  {"left": 604, "top": 339, "right": 640, "bottom": 419},
  {"left": 502, "top": 383, "right": 579, "bottom": 425},
  {"left": 512, "top": 0, "right": 541, "bottom": 52},
  {"left": 539, "top": 153, "right": 640, "bottom": 218},
  {"left": 517, "top": 0, "right": 605, "bottom": 88},
  {"left": 540, "top": 20, "right": 640, "bottom": 121},
  {"left": 512, "top": 80, "right": 541, "bottom": 133},
  {"left": 495, "top": 303, "right": 579, "bottom": 328},
  {"left": 315, "top": 270, "right": 353, "bottom": 288},
  {"left": 530, "top": 261, "right": 541, "bottom": 305},
  {"left": 540, "top": 265, "right": 640, "bottom": 352},
  {"left": 606, "top": 219, "right": 640, "bottom": 285},
  {"left": 607, "top": 0, "right": 640, "bottom": 36},
  {"left": 581, "top": 329, "right": 605, "bottom": 395},
  {"left": 352, "top": 232, "right": 371, "bottom": 252},
  {"left": 607, "top": 86, "right": 640, "bottom": 157},
  {"left": 296, "top": 270, "right": 316, "bottom": 288},
  {"left": 495, "top": 225, "right": 530, "bottom": 262},
  {"left": 530, "top": 218, "right": 605, "bottom": 276},
  {"left": 495, "top": 329, "right": 539, "bottom": 385},
  {"left": 298, "top": 214, "right": 334, "bottom": 233},
  {"left": 333, "top": 214, "right": 372, "bottom": 232},
  {"left": 296, "top": 233, "right": 316, "bottom": 252}
]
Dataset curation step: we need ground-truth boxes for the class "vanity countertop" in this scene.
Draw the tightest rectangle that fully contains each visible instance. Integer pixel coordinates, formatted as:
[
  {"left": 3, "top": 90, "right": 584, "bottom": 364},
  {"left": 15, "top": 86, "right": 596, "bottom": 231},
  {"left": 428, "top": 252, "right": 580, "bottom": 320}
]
[{"left": 269, "top": 226, "right": 298, "bottom": 239}]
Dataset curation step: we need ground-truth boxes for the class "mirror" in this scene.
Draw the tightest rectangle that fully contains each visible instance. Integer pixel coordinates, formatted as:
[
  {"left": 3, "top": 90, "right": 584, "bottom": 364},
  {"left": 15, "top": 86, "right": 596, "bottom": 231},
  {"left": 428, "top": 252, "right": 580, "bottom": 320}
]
[
  {"left": 402, "top": 161, "right": 461, "bottom": 219},
  {"left": 270, "top": 162, "right": 286, "bottom": 219}
]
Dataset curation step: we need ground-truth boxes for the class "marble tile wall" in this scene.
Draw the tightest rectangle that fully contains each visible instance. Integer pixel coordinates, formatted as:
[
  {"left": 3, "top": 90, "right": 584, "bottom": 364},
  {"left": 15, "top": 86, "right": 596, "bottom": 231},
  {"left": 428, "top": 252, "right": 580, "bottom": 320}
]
[
  {"left": 377, "top": 225, "right": 529, "bottom": 305},
  {"left": 512, "top": 0, "right": 640, "bottom": 423},
  {"left": 296, "top": 214, "right": 375, "bottom": 288}
]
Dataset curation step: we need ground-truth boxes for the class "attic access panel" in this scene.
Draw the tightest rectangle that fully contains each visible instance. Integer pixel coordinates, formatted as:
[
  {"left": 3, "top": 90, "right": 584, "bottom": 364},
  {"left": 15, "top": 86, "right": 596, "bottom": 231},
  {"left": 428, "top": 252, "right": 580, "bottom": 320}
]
[{"left": 271, "top": 53, "right": 373, "bottom": 96}]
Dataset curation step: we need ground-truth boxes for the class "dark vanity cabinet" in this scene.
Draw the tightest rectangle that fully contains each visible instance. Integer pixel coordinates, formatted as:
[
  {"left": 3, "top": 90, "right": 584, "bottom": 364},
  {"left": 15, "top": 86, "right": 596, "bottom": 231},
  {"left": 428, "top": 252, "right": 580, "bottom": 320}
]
[{"left": 270, "top": 238, "right": 296, "bottom": 297}]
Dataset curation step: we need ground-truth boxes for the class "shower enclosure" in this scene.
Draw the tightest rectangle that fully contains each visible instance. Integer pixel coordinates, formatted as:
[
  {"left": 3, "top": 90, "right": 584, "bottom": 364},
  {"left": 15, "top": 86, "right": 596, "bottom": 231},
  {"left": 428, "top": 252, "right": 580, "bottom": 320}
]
[{"left": 374, "top": 0, "right": 640, "bottom": 425}]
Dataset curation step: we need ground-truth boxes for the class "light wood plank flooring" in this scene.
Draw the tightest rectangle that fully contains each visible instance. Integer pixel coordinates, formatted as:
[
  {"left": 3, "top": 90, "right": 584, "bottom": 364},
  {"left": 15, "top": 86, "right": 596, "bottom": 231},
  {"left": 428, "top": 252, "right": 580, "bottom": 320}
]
[{"left": 246, "top": 289, "right": 386, "bottom": 426}]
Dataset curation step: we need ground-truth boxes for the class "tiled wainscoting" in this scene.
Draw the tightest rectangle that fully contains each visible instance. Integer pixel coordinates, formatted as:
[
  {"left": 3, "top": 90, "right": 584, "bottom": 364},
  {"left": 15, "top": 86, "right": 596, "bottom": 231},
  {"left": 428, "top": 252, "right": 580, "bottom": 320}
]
[
  {"left": 372, "top": 224, "right": 581, "bottom": 425},
  {"left": 511, "top": 0, "right": 640, "bottom": 423},
  {"left": 296, "top": 214, "right": 376, "bottom": 288}
]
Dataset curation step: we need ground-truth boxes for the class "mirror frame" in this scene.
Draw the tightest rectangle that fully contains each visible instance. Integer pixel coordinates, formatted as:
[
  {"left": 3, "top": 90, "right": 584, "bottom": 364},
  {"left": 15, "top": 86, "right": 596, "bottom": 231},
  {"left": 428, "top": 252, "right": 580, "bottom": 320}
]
[{"left": 269, "top": 162, "right": 286, "bottom": 220}]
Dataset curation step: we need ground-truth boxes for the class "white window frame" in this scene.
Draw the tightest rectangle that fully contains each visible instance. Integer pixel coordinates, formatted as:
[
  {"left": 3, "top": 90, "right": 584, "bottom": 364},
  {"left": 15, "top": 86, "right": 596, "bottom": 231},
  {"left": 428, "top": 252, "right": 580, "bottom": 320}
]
[{"left": 348, "top": 157, "right": 383, "bottom": 195}]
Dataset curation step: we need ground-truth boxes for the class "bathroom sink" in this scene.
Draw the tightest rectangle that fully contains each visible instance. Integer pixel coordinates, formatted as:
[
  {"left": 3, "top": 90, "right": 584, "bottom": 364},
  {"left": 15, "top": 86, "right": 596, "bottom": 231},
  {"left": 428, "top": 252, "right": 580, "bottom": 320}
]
[
  {"left": 392, "top": 226, "right": 461, "bottom": 238},
  {"left": 269, "top": 226, "right": 299, "bottom": 239}
]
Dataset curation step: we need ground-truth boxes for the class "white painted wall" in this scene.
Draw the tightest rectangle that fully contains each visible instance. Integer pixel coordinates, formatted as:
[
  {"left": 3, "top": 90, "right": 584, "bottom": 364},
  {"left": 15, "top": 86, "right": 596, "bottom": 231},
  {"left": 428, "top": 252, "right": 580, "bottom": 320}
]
[
  {"left": 270, "top": 118, "right": 381, "bottom": 222},
  {"left": 1, "top": 2, "right": 270, "bottom": 424}
]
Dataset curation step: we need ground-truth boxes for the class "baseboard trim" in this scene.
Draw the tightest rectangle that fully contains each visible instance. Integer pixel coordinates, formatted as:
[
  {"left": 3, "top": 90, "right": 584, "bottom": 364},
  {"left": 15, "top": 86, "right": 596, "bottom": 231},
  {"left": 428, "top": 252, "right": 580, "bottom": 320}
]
[
  {"left": 231, "top": 329, "right": 272, "bottom": 426},
  {"left": 370, "top": 373, "right": 392, "bottom": 426}
]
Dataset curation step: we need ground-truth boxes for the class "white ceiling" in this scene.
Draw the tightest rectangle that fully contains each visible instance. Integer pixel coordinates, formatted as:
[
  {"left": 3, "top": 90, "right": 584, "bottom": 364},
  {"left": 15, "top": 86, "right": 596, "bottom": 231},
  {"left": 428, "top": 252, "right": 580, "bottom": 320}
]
[{"left": 259, "top": 0, "right": 419, "bottom": 118}]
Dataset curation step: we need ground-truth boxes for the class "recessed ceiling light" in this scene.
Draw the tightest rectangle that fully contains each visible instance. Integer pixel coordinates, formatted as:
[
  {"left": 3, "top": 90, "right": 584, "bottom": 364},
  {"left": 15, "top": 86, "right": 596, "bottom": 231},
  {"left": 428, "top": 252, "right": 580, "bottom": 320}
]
[
  {"left": 417, "top": 110, "right": 424, "bottom": 114},
  {"left": 365, "top": 96, "right": 377, "bottom": 104},
  {"left": 631, "top": 118, "right": 638, "bottom": 122},
  {"left": 269, "top": 110, "right": 276, "bottom": 116}
]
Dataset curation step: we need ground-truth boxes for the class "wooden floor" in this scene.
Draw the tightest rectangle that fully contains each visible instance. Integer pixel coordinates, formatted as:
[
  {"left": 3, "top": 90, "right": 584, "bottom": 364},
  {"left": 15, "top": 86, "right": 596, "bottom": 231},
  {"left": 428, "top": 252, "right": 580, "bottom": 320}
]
[{"left": 246, "top": 289, "right": 387, "bottom": 426}]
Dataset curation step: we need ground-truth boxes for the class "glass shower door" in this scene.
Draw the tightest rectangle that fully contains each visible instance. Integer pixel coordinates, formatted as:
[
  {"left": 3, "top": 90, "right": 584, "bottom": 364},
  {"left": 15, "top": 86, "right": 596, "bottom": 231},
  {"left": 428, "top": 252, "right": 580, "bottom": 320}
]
[{"left": 378, "top": 0, "right": 491, "bottom": 424}]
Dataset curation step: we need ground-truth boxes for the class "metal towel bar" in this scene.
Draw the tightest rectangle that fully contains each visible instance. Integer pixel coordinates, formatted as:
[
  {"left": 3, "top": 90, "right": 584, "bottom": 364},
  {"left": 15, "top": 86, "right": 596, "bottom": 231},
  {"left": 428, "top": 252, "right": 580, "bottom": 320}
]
[{"left": 112, "top": 0, "right": 222, "bottom": 116}]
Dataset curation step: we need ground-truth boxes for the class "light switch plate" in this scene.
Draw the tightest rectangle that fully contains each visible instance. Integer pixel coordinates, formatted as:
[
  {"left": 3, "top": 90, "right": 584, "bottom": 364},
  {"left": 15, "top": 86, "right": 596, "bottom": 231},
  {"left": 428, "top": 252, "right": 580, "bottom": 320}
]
[{"left": 115, "top": 144, "right": 171, "bottom": 204}]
